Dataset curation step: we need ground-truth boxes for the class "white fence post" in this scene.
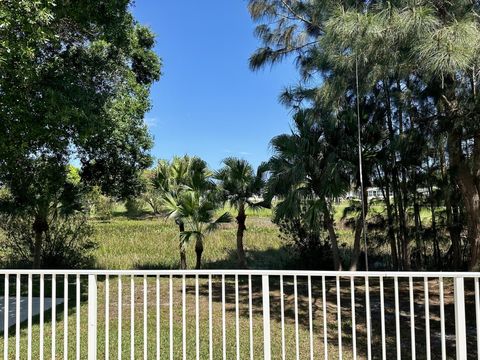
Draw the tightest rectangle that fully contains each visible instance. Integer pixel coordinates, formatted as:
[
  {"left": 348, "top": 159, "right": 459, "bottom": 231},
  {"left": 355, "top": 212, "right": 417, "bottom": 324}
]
[
  {"left": 88, "top": 274, "right": 97, "bottom": 360},
  {"left": 454, "top": 277, "right": 467, "bottom": 360},
  {"left": 262, "top": 275, "right": 271, "bottom": 360}
]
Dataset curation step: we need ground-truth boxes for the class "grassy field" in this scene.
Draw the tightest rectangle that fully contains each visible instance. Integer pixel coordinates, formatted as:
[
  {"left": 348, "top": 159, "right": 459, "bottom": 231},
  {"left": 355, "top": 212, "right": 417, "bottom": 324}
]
[{"left": 92, "top": 215, "right": 289, "bottom": 270}]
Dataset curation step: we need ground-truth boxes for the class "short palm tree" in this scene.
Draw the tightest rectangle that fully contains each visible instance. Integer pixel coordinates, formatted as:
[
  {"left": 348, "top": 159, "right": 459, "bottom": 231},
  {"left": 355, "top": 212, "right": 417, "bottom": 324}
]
[
  {"left": 163, "top": 189, "right": 231, "bottom": 269},
  {"left": 151, "top": 156, "right": 214, "bottom": 269},
  {"left": 215, "top": 158, "right": 267, "bottom": 268}
]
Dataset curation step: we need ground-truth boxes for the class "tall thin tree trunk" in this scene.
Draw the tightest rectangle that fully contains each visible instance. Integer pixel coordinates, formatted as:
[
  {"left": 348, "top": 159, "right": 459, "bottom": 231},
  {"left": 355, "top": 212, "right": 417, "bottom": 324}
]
[
  {"left": 350, "top": 188, "right": 368, "bottom": 271},
  {"left": 236, "top": 203, "right": 248, "bottom": 268},
  {"left": 195, "top": 236, "right": 203, "bottom": 270},
  {"left": 413, "top": 191, "right": 423, "bottom": 269},
  {"left": 384, "top": 175, "right": 398, "bottom": 269},
  {"left": 325, "top": 208, "right": 342, "bottom": 270},
  {"left": 177, "top": 220, "right": 187, "bottom": 269},
  {"left": 32, "top": 214, "right": 48, "bottom": 269}
]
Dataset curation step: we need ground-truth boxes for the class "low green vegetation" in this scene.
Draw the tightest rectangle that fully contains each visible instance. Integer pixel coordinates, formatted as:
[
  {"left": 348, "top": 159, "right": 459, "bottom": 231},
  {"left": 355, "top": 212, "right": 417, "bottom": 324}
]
[{"left": 91, "top": 216, "right": 288, "bottom": 270}]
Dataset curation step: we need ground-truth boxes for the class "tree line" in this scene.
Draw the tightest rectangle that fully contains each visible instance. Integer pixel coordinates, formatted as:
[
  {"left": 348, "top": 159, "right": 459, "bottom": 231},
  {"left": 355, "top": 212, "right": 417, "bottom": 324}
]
[{"left": 248, "top": 0, "right": 480, "bottom": 271}]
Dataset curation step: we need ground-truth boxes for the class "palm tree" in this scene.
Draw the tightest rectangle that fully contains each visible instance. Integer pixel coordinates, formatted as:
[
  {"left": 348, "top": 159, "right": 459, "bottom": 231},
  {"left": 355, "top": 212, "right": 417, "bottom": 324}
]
[
  {"left": 163, "top": 190, "right": 231, "bottom": 269},
  {"left": 151, "top": 156, "right": 214, "bottom": 269},
  {"left": 265, "top": 109, "right": 351, "bottom": 270},
  {"left": 215, "top": 158, "right": 267, "bottom": 268}
]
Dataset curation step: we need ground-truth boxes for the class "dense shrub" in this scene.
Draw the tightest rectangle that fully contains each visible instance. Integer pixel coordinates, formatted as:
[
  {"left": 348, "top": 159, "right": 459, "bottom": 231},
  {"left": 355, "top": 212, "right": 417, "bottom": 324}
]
[
  {"left": 277, "top": 216, "right": 335, "bottom": 269},
  {"left": 84, "top": 186, "right": 116, "bottom": 220},
  {"left": 125, "top": 197, "right": 147, "bottom": 217},
  {"left": 0, "top": 213, "right": 96, "bottom": 268}
]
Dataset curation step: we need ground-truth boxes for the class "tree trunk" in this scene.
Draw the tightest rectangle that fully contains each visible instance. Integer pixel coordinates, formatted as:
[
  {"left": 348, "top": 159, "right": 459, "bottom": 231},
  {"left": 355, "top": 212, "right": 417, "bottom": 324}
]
[
  {"left": 177, "top": 220, "right": 187, "bottom": 269},
  {"left": 236, "top": 204, "right": 248, "bottom": 269},
  {"left": 325, "top": 209, "right": 342, "bottom": 270},
  {"left": 32, "top": 214, "right": 48, "bottom": 269},
  {"left": 384, "top": 176, "right": 398, "bottom": 269},
  {"left": 195, "top": 236, "right": 203, "bottom": 270},
  {"left": 350, "top": 188, "right": 368, "bottom": 271},
  {"left": 413, "top": 191, "right": 424, "bottom": 269}
]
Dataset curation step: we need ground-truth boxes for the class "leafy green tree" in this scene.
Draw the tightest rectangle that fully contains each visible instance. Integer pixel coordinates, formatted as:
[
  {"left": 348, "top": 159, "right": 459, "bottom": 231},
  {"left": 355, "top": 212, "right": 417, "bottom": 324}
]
[
  {"left": 215, "top": 158, "right": 267, "bottom": 268},
  {"left": 0, "top": 0, "right": 161, "bottom": 267}
]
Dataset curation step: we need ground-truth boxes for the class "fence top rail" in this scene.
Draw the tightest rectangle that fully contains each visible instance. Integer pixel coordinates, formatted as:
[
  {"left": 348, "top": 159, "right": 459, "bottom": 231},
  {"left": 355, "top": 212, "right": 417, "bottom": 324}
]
[{"left": 0, "top": 269, "right": 479, "bottom": 278}]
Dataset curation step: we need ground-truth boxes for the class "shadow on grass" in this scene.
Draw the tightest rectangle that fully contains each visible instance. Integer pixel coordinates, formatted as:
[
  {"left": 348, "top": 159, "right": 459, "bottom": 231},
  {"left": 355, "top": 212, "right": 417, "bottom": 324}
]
[{"left": 133, "top": 245, "right": 295, "bottom": 271}]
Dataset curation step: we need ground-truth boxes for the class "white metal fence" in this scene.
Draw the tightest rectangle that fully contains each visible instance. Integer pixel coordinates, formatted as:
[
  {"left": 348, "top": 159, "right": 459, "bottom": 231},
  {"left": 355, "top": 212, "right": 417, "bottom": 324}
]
[{"left": 0, "top": 270, "right": 479, "bottom": 359}]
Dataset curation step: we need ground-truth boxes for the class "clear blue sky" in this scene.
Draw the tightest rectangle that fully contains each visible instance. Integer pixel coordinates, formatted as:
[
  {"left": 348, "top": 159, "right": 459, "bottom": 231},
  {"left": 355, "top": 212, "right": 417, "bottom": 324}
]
[{"left": 131, "top": 0, "right": 298, "bottom": 169}]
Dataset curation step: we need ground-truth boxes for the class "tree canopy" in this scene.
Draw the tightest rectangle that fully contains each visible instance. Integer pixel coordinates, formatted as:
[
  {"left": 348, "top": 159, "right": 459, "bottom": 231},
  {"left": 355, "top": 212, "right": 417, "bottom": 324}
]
[{"left": 0, "top": 0, "right": 161, "bottom": 267}]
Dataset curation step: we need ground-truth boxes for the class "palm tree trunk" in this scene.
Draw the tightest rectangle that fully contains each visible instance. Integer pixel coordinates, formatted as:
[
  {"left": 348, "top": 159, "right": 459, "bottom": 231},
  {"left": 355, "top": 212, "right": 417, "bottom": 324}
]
[
  {"left": 177, "top": 220, "right": 187, "bottom": 269},
  {"left": 236, "top": 204, "right": 247, "bottom": 268},
  {"left": 350, "top": 188, "right": 368, "bottom": 271},
  {"left": 32, "top": 213, "right": 48, "bottom": 269},
  {"left": 195, "top": 236, "right": 203, "bottom": 270},
  {"left": 324, "top": 208, "right": 342, "bottom": 270}
]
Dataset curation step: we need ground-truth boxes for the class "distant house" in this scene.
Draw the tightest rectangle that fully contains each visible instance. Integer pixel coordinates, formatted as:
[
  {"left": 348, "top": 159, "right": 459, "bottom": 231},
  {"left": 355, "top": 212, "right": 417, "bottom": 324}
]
[
  {"left": 342, "top": 186, "right": 436, "bottom": 202},
  {"left": 342, "top": 187, "right": 390, "bottom": 201}
]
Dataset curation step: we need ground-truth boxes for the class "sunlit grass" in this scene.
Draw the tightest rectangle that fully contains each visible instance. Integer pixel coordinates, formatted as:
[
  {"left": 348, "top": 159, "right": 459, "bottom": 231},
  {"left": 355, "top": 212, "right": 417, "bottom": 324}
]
[{"left": 92, "top": 216, "right": 289, "bottom": 270}]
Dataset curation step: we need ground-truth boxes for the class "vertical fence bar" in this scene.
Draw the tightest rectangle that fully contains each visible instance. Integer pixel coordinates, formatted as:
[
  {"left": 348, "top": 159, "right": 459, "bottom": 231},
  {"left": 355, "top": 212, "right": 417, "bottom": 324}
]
[
  {"left": 394, "top": 276, "right": 401, "bottom": 360},
  {"left": 336, "top": 275, "right": 342, "bottom": 360},
  {"left": 280, "top": 275, "right": 285, "bottom": 360},
  {"left": 64, "top": 274, "right": 68, "bottom": 360},
  {"left": 52, "top": 274, "right": 56, "bottom": 360},
  {"left": 40, "top": 273, "right": 44, "bottom": 360},
  {"left": 130, "top": 276, "right": 135, "bottom": 360},
  {"left": 476, "top": 277, "right": 480, "bottom": 360},
  {"left": 76, "top": 274, "right": 80, "bottom": 360},
  {"left": 380, "top": 276, "right": 386, "bottom": 360},
  {"left": 222, "top": 274, "right": 226, "bottom": 360},
  {"left": 409, "top": 277, "right": 416, "bottom": 360},
  {"left": 262, "top": 275, "right": 271, "bottom": 360},
  {"left": 169, "top": 275, "right": 173, "bottom": 360},
  {"left": 143, "top": 275, "right": 148, "bottom": 360},
  {"left": 308, "top": 275, "right": 314, "bottom": 360},
  {"left": 195, "top": 275, "right": 200, "bottom": 360},
  {"left": 454, "top": 277, "right": 467, "bottom": 360},
  {"left": 365, "top": 276, "right": 371, "bottom": 360},
  {"left": 88, "top": 274, "right": 97, "bottom": 360},
  {"left": 294, "top": 275, "right": 300, "bottom": 360},
  {"left": 182, "top": 275, "right": 186, "bottom": 360},
  {"left": 15, "top": 274, "right": 20, "bottom": 360},
  {"left": 105, "top": 275, "right": 109, "bottom": 360},
  {"left": 350, "top": 276, "right": 356, "bottom": 360},
  {"left": 118, "top": 275, "right": 122, "bottom": 360},
  {"left": 27, "top": 274, "right": 32, "bottom": 360},
  {"left": 424, "top": 277, "right": 431, "bottom": 360},
  {"left": 248, "top": 275, "right": 254, "bottom": 360},
  {"left": 439, "top": 277, "right": 446, "bottom": 360},
  {"left": 235, "top": 275, "right": 240, "bottom": 360},
  {"left": 208, "top": 275, "right": 213, "bottom": 360},
  {"left": 156, "top": 275, "right": 160, "bottom": 360},
  {"left": 322, "top": 276, "right": 328, "bottom": 360},
  {"left": 4, "top": 274, "right": 9, "bottom": 360}
]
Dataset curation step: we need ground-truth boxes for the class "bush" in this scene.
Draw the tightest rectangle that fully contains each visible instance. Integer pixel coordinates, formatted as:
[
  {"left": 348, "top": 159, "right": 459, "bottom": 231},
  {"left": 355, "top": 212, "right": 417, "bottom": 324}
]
[
  {"left": 125, "top": 197, "right": 147, "bottom": 217},
  {"left": 277, "top": 216, "right": 335, "bottom": 270},
  {"left": 0, "top": 213, "right": 96, "bottom": 268},
  {"left": 84, "top": 186, "right": 116, "bottom": 220}
]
